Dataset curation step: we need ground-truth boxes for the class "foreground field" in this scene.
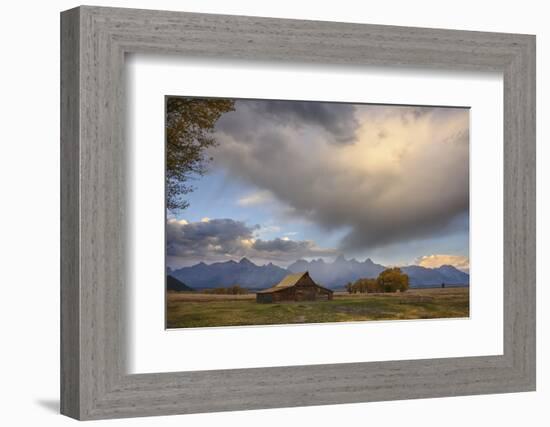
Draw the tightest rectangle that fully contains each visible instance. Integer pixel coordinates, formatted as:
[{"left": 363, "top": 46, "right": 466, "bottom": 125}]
[{"left": 166, "top": 287, "right": 469, "bottom": 328}]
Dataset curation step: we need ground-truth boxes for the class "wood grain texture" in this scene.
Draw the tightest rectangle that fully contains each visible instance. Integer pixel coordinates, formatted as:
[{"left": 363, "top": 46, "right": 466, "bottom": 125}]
[
  {"left": 60, "top": 7, "right": 80, "bottom": 419},
  {"left": 60, "top": 5, "right": 536, "bottom": 420}
]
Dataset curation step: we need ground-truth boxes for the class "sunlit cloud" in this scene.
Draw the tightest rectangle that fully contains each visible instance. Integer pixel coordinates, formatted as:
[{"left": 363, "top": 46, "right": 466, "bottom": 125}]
[
  {"left": 213, "top": 102, "right": 469, "bottom": 251},
  {"left": 415, "top": 254, "right": 470, "bottom": 272}
]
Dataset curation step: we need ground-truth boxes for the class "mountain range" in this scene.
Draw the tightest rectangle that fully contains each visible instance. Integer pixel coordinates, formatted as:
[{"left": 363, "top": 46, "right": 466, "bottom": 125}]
[{"left": 171, "top": 256, "right": 469, "bottom": 290}]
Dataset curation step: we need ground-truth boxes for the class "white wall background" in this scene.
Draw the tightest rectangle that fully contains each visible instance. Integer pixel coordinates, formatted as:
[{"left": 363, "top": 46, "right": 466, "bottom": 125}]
[{"left": 0, "top": 0, "right": 546, "bottom": 425}]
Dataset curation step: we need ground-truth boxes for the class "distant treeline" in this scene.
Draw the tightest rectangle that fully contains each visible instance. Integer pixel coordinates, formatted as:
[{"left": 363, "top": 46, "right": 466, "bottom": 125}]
[
  {"left": 345, "top": 267, "right": 409, "bottom": 294},
  {"left": 202, "top": 285, "right": 249, "bottom": 295}
]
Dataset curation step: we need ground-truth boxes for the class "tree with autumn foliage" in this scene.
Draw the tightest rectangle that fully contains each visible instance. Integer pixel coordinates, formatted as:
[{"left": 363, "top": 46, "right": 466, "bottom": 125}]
[
  {"left": 166, "top": 97, "right": 235, "bottom": 211},
  {"left": 376, "top": 267, "right": 409, "bottom": 292}
]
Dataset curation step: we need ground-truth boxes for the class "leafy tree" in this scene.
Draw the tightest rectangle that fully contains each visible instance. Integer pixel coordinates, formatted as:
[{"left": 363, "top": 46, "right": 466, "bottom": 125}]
[
  {"left": 364, "top": 278, "right": 380, "bottom": 293},
  {"left": 166, "top": 97, "right": 235, "bottom": 211},
  {"left": 376, "top": 267, "right": 409, "bottom": 293},
  {"left": 349, "top": 270, "right": 409, "bottom": 294},
  {"left": 355, "top": 279, "right": 368, "bottom": 293},
  {"left": 350, "top": 278, "right": 380, "bottom": 293}
]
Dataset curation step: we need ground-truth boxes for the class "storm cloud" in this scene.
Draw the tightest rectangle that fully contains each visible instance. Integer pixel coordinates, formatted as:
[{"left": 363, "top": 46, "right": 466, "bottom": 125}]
[
  {"left": 211, "top": 101, "right": 469, "bottom": 251},
  {"left": 167, "top": 218, "right": 336, "bottom": 265},
  {"left": 216, "top": 99, "right": 360, "bottom": 145},
  {"left": 166, "top": 218, "right": 257, "bottom": 259}
]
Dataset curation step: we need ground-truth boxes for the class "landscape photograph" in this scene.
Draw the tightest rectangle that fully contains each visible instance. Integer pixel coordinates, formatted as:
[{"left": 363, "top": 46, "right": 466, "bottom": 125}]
[{"left": 165, "top": 96, "right": 470, "bottom": 329}]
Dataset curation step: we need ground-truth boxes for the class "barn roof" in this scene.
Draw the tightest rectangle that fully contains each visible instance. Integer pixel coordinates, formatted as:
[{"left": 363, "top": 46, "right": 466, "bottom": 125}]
[
  {"left": 256, "top": 272, "right": 307, "bottom": 294},
  {"left": 257, "top": 271, "right": 333, "bottom": 294},
  {"left": 275, "top": 272, "right": 308, "bottom": 288}
]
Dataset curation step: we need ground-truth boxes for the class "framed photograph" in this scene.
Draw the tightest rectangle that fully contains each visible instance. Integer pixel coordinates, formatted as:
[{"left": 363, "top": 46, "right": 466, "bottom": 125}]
[
  {"left": 164, "top": 97, "right": 471, "bottom": 329},
  {"left": 61, "top": 6, "right": 536, "bottom": 420}
]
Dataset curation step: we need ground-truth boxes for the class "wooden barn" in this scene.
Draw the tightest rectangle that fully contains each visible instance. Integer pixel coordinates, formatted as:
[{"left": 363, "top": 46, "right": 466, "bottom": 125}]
[{"left": 256, "top": 271, "right": 333, "bottom": 303}]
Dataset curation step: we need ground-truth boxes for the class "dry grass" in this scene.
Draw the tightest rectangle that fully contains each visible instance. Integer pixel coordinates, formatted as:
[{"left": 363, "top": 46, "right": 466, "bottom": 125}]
[
  {"left": 166, "top": 287, "right": 469, "bottom": 329},
  {"left": 167, "top": 292, "right": 255, "bottom": 303}
]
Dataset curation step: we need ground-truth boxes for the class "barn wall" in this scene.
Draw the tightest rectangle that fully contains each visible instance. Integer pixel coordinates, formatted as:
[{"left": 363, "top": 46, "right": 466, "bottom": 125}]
[
  {"left": 256, "top": 274, "right": 333, "bottom": 303},
  {"left": 256, "top": 293, "right": 273, "bottom": 303},
  {"left": 273, "top": 288, "right": 295, "bottom": 302}
]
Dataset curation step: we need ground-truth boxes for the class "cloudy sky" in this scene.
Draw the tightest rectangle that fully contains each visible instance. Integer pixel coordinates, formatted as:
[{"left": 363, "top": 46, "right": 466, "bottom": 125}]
[{"left": 166, "top": 98, "right": 470, "bottom": 271}]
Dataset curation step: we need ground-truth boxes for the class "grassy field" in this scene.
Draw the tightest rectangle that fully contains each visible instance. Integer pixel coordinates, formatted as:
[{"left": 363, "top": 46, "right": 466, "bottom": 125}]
[{"left": 166, "top": 287, "right": 469, "bottom": 329}]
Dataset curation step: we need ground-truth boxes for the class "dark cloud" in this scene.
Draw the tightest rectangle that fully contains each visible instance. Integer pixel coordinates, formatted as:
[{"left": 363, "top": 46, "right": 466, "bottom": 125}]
[
  {"left": 167, "top": 218, "right": 336, "bottom": 265},
  {"left": 166, "top": 218, "right": 257, "bottom": 259},
  {"left": 216, "top": 99, "right": 359, "bottom": 144},
  {"left": 211, "top": 103, "right": 469, "bottom": 251},
  {"left": 254, "top": 100, "right": 359, "bottom": 144}
]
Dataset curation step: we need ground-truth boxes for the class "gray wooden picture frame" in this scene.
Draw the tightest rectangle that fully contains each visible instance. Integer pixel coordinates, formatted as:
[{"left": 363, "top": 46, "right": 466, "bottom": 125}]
[{"left": 60, "top": 5, "right": 536, "bottom": 420}]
